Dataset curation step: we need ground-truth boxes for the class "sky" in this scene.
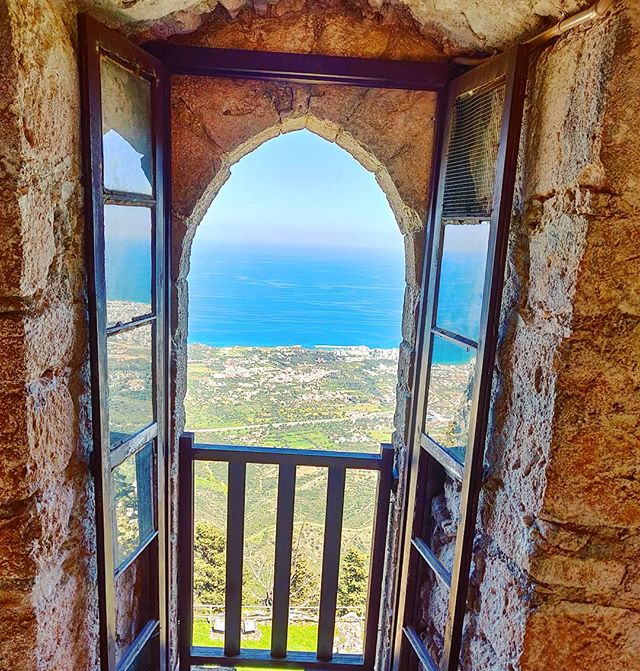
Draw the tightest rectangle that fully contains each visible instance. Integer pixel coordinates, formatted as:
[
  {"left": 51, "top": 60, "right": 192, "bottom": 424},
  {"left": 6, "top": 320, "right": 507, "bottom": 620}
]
[
  {"left": 103, "top": 126, "right": 487, "bottom": 255},
  {"left": 194, "top": 129, "right": 403, "bottom": 254}
]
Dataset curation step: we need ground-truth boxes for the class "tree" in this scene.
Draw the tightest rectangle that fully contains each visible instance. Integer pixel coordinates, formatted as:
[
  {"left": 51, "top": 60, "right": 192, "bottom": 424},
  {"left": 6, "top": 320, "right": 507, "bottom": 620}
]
[
  {"left": 113, "top": 459, "right": 140, "bottom": 561},
  {"left": 289, "top": 523, "right": 320, "bottom": 607},
  {"left": 290, "top": 548, "right": 318, "bottom": 607},
  {"left": 245, "top": 543, "right": 275, "bottom": 607},
  {"left": 337, "top": 547, "right": 368, "bottom": 609},
  {"left": 193, "top": 521, "right": 226, "bottom": 605}
]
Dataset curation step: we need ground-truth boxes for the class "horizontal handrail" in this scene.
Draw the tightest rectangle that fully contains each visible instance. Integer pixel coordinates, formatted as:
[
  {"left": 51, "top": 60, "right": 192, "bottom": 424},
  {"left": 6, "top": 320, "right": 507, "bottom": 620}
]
[
  {"left": 178, "top": 432, "right": 394, "bottom": 671},
  {"left": 190, "top": 646, "right": 366, "bottom": 669},
  {"left": 189, "top": 440, "right": 391, "bottom": 470}
]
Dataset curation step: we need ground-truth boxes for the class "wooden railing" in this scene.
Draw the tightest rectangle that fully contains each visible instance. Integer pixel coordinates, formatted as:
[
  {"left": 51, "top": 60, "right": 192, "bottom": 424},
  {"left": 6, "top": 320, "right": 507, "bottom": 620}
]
[{"left": 178, "top": 432, "right": 394, "bottom": 670}]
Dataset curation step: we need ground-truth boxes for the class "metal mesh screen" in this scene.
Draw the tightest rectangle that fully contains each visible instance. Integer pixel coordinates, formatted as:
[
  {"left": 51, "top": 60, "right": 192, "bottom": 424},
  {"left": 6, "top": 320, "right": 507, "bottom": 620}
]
[{"left": 441, "top": 79, "right": 506, "bottom": 220}]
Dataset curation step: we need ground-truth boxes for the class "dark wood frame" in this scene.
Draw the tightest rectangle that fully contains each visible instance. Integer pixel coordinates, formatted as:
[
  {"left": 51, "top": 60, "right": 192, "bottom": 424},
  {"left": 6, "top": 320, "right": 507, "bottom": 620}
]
[
  {"left": 144, "top": 43, "right": 458, "bottom": 91},
  {"left": 79, "top": 14, "right": 169, "bottom": 671},
  {"left": 143, "top": 39, "right": 459, "bottom": 671},
  {"left": 80, "top": 15, "right": 527, "bottom": 670},
  {"left": 391, "top": 45, "right": 529, "bottom": 671},
  {"left": 178, "top": 434, "right": 394, "bottom": 671}
]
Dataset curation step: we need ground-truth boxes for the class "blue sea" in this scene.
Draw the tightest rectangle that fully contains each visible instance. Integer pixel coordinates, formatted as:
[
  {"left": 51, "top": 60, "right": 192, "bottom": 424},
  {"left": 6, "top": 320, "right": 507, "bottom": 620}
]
[{"left": 107, "top": 241, "right": 486, "bottom": 365}]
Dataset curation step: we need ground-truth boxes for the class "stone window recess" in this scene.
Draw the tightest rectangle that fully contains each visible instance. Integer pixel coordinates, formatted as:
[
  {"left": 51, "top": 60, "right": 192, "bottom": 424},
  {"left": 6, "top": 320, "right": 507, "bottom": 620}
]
[
  {"left": 79, "top": 11, "right": 530, "bottom": 669},
  {"left": 24, "top": 3, "right": 630, "bottom": 671}
]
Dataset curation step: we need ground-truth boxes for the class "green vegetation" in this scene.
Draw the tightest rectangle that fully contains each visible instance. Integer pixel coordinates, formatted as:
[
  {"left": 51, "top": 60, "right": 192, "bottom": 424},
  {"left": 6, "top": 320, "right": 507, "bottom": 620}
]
[
  {"left": 107, "top": 324, "right": 153, "bottom": 441},
  {"left": 194, "top": 521, "right": 326, "bottom": 608},
  {"left": 105, "top": 324, "right": 471, "bottom": 654},
  {"left": 193, "top": 520, "right": 368, "bottom": 611},
  {"left": 192, "top": 619, "right": 319, "bottom": 652},
  {"left": 186, "top": 345, "right": 400, "bottom": 617},
  {"left": 185, "top": 344, "right": 398, "bottom": 455},
  {"left": 338, "top": 548, "right": 369, "bottom": 608},
  {"left": 112, "top": 444, "right": 154, "bottom": 566},
  {"left": 289, "top": 537, "right": 319, "bottom": 607},
  {"left": 194, "top": 522, "right": 226, "bottom": 605},
  {"left": 183, "top": 343, "right": 470, "bottom": 655}
]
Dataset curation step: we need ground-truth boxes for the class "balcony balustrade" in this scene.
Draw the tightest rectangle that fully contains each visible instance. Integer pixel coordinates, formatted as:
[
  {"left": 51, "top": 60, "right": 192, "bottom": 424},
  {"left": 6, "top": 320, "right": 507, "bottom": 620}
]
[{"left": 178, "top": 432, "right": 394, "bottom": 670}]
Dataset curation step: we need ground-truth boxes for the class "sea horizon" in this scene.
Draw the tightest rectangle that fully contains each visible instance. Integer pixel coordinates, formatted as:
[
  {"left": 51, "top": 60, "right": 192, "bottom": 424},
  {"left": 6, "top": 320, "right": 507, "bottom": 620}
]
[
  {"left": 107, "top": 239, "right": 485, "bottom": 364},
  {"left": 187, "top": 341, "right": 400, "bottom": 352}
]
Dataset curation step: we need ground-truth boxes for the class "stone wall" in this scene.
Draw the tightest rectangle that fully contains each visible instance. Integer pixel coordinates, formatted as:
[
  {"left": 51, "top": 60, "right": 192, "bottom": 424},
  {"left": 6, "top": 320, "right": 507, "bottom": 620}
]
[
  {"left": 517, "top": 4, "right": 640, "bottom": 666},
  {"left": 0, "top": 0, "right": 638, "bottom": 669},
  {"left": 0, "top": 1, "right": 442, "bottom": 668},
  {"left": 81, "top": 0, "right": 595, "bottom": 57},
  {"left": 0, "top": 0, "right": 98, "bottom": 669},
  {"left": 418, "top": 3, "right": 640, "bottom": 669}
]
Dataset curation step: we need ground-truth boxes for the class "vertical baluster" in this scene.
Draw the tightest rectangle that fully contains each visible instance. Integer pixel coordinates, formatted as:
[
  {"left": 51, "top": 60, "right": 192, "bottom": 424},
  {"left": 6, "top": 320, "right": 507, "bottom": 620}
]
[
  {"left": 224, "top": 460, "right": 246, "bottom": 657},
  {"left": 363, "top": 443, "right": 394, "bottom": 668},
  {"left": 317, "top": 467, "right": 346, "bottom": 661},
  {"left": 178, "top": 433, "right": 195, "bottom": 668},
  {"left": 271, "top": 463, "right": 297, "bottom": 658}
]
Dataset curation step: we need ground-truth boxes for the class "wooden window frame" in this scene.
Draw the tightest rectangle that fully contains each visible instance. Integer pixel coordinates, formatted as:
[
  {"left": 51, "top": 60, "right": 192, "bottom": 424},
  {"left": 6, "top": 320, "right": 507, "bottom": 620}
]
[
  {"left": 79, "top": 18, "right": 529, "bottom": 671},
  {"left": 391, "top": 46, "right": 529, "bottom": 671},
  {"left": 139, "top": 39, "right": 459, "bottom": 671},
  {"left": 79, "top": 14, "right": 169, "bottom": 671}
]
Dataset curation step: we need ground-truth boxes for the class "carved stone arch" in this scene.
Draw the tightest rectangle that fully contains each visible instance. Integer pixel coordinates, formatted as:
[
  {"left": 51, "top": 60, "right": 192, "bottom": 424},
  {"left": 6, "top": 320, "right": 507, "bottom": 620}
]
[
  {"left": 168, "top": 75, "right": 439, "bottom": 662},
  {"left": 170, "top": 75, "right": 438, "bottom": 431}
]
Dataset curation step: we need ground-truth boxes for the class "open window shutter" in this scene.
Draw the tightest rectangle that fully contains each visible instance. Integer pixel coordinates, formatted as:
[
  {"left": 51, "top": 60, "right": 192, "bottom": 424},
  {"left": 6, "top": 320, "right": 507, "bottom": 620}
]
[
  {"left": 79, "top": 15, "right": 169, "bottom": 671},
  {"left": 392, "top": 46, "right": 528, "bottom": 671}
]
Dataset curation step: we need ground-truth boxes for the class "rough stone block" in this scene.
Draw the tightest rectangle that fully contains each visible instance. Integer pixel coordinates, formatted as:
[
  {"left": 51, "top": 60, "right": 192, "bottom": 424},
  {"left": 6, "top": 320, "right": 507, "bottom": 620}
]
[
  {"left": 0, "top": 501, "right": 39, "bottom": 580},
  {"left": 0, "top": 589, "right": 36, "bottom": 671},
  {"left": 23, "top": 303, "right": 78, "bottom": 379},
  {"left": 400, "top": 285, "right": 420, "bottom": 344},
  {"left": 530, "top": 554, "right": 626, "bottom": 598},
  {"left": 466, "top": 554, "right": 530, "bottom": 669},
  {"left": 0, "top": 316, "right": 27, "bottom": 387},
  {"left": 522, "top": 19, "right": 616, "bottom": 200},
  {"left": 521, "top": 601, "right": 640, "bottom": 671}
]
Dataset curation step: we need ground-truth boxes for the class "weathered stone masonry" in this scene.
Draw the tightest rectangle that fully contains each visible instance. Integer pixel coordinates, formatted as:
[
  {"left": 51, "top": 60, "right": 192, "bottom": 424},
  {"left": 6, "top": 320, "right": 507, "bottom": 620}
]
[
  {"left": 463, "top": 6, "right": 640, "bottom": 669},
  {"left": 0, "top": 1, "right": 638, "bottom": 670},
  {"left": 0, "top": 1, "right": 98, "bottom": 669}
]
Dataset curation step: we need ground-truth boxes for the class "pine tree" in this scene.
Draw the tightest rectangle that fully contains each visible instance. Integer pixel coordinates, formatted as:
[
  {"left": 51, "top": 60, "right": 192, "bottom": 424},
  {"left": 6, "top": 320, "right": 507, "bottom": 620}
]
[
  {"left": 337, "top": 547, "right": 368, "bottom": 608},
  {"left": 193, "top": 522, "right": 226, "bottom": 605}
]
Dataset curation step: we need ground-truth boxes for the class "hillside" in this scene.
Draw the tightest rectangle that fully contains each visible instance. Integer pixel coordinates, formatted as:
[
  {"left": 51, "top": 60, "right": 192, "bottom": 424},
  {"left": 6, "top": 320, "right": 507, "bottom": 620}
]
[
  {"left": 184, "top": 344, "right": 473, "bottom": 608},
  {"left": 186, "top": 345, "right": 397, "bottom": 606},
  {"left": 105, "top": 327, "right": 473, "bottom": 611}
]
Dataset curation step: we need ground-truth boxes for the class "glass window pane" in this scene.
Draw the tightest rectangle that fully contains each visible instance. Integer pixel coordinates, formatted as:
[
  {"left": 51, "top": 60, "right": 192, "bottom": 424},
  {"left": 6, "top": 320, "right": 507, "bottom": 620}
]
[
  {"left": 108, "top": 323, "right": 154, "bottom": 446},
  {"left": 101, "top": 55, "right": 153, "bottom": 195},
  {"left": 425, "top": 334, "right": 477, "bottom": 461},
  {"left": 125, "top": 633, "right": 159, "bottom": 671},
  {"left": 420, "top": 475, "right": 461, "bottom": 578},
  {"left": 435, "top": 222, "right": 490, "bottom": 343},
  {"left": 416, "top": 473, "right": 458, "bottom": 666},
  {"left": 105, "top": 204, "right": 153, "bottom": 327},
  {"left": 113, "top": 442, "right": 155, "bottom": 567},
  {"left": 113, "top": 542, "right": 159, "bottom": 665}
]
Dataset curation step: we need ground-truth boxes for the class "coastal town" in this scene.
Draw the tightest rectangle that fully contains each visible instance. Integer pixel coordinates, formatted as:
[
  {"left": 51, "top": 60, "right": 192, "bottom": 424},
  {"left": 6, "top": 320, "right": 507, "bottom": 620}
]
[{"left": 185, "top": 343, "right": 400, "bottom": 453}]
